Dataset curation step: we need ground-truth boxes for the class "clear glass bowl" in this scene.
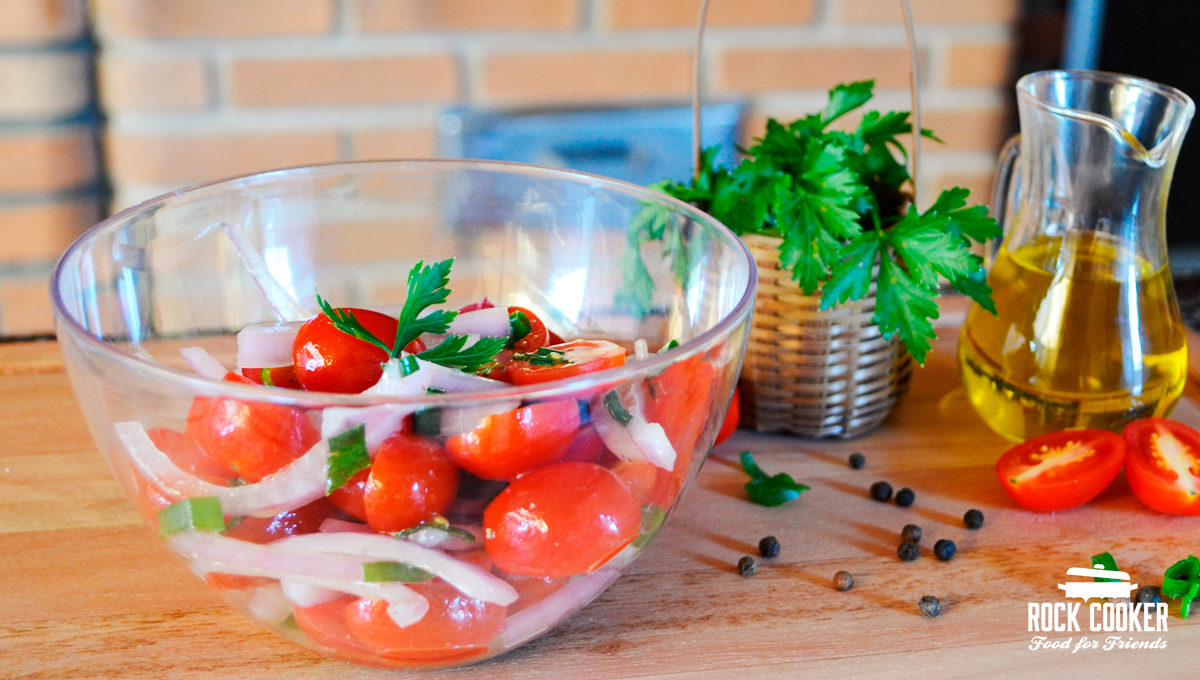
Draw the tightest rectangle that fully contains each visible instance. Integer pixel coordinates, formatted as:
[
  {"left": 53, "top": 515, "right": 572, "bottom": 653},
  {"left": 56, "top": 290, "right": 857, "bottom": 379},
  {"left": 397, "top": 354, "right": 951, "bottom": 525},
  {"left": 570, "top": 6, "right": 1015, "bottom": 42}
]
[{"left": 51, "top": 160, "right": 756, "bottom": 668}]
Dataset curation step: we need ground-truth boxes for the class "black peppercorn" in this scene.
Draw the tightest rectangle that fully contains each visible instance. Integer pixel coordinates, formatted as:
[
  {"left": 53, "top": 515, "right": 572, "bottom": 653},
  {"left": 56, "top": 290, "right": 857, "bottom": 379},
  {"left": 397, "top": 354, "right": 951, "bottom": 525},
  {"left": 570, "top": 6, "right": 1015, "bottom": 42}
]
[
  {"left": 963, "top": 508, "right": 985, "bottom": 529},
  {"left": 738, "top": 556, "right": 757, "bottom": 577},
  {"left": 933, "top": 538, "right": 956, "bottom": 561},
  {"left": 833, "top": 570, "right": 854, "bottom": 591},
  {"left": 901, "top": 523, "right": 922, "bottom": 543},
  {"left": 897, "top": 540, "right": 919, "bottom": 562},
  {"left": 895, "top": 487, "right": 915, "bottom": 507},
  {"left": 758, "top": 535, "right": 780, "bottom": 558},
  {"left": 848, "top": 452, "right": 866, "bottom": 469},
  {"left": 1136, "top": 585, "right": 1162, "bottom": 605},
  {"left": 870, "top": 481, "right": 894, "bottom": 502},
  {"left": 919, "top": 595, "right": 941, "bottom": 617}
]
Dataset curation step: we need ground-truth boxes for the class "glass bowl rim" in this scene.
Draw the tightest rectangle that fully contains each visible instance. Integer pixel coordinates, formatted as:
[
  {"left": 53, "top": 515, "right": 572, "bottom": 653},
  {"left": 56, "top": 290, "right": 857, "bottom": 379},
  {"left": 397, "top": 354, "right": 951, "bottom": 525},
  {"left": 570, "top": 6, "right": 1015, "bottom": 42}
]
[{"left": 50, "top": 157, "right": 758, "bottom": 408}]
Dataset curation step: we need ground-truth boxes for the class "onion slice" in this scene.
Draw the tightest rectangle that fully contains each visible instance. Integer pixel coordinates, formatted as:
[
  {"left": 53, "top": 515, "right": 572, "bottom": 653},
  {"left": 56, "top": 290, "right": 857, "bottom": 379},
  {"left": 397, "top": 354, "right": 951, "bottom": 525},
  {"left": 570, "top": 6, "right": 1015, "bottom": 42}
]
[
  {"left": 267, "top": 532, "right": 518, "bottom": 605},
  {"left": 219, "top": 221, "right": 311, "bottom": 322},
  {"left": 236, "top": 320, "right": 303, "bottom": 369},
  {"left": 115, "top": 421, "right": 329, "bottom": 518},
  {"left": 179, "top": 346, "right": 231, "bottom": 381},
  {"left": 415, "top": 357, "right": 507, "bottom": 393},
  {"left": 170, "top": 530, "right": 428, "bottom": 627},
  {"left": 500, "top": 566, "right": 623, "bottom": 647},
  {"left": 590, "top": 388, "right": 677, "bottom": 471},
  {"left": 446, "top": 306, "right": 511, "bottom": 338}
]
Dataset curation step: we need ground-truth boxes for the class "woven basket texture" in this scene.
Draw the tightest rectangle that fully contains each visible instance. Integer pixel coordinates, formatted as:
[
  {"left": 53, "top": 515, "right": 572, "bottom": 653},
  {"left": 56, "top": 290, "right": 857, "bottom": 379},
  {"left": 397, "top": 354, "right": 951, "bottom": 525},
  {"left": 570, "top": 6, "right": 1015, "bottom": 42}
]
[{"left": 739, "top": 233, "right": 913, "bottom": 438}]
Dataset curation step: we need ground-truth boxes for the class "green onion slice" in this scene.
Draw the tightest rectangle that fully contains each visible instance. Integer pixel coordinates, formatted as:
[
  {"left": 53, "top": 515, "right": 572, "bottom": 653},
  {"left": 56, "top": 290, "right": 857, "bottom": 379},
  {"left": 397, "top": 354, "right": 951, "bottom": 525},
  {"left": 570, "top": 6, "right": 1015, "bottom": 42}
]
[
  {"left": 326, "top": 424, "right": 370, "bottom": 495},
  {"left": 158, "top": 497, "right": 225, "bottom": 537}
]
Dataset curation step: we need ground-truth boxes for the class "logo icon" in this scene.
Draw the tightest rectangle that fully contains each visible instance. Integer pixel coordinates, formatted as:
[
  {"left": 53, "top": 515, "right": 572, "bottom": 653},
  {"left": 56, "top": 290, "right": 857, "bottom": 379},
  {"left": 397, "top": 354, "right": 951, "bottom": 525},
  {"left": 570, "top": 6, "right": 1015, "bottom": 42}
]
[{"left": 1057, "top": 563, "right": 1138, "bottom": 601}]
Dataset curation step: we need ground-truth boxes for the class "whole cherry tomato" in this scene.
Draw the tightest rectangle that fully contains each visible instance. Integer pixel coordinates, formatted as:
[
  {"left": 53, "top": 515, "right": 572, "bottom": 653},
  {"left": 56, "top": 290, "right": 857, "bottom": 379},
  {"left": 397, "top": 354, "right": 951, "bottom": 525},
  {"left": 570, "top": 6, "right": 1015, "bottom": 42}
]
[
  {"left": 483, "top": 461, "right": 641, "bottom": 577},
  {"left": 185, "top": 393, "right": 319, "bottom": 483},
  {"left": 445, "top": 401, "right": 581, "bottom": 480},
  {"left": 293, "top": 308, "right": 422, "bottom": 394},
  {"left": 363, "top": 432, "right": 460, "bottom": 533}
]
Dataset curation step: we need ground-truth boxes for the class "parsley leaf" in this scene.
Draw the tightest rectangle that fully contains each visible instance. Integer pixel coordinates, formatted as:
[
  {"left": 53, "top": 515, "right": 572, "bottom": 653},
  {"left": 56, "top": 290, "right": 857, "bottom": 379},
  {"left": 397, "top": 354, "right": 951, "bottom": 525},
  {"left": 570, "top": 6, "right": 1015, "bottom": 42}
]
[
  {"left": 417, "top": 334, "right": 508, "bottom": 374},
  {"left": 630, "top": 79, "right": 1000, "bottom": 364}
]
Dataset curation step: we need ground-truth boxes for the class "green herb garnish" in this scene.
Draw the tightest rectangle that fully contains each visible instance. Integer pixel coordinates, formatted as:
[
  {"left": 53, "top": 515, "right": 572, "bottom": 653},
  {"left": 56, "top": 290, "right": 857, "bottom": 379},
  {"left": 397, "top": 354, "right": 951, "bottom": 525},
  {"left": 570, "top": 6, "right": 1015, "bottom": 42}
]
[
  {"left": 508, "top": 310, "right": 532, "bottom": 347},
  {"left": 316, "top": 259, "right": 506, "bottom": 374},
  {"left": 396, "top": 516, "right": 476, "bottom": 543},
  {"left": 158, "top": 496, "right": 225, "bottom": 537},
  {"left": 325, "top": 424, "right": 370, "bottom": 495},
  {"left": 603, "top": 390, "right": 634, "bottom": 426},
  {"left": 1163, "top": 555, "right": 1200, "bottom": 618},
  {"left": 512, "top": 346, "right": 569, "bottom": 366},
  {"left": 362, "top": 561, "right": 434, "bottom": 583},
  {"left": 1091, "top": 551, "right": 1120, "bottom": 583},
  {"left": 740, "top": 450, "right": 809, "bottom": 507},
  {"left": 630, "top": 80, "right": 1001, "bottom": 364}
]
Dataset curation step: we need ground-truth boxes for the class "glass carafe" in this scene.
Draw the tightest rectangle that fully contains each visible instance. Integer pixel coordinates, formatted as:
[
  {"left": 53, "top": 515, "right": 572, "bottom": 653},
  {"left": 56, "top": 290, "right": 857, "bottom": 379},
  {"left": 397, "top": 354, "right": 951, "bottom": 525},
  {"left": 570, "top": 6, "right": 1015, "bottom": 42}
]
[{"left": 958, "top": 70, "right": 1195, "bottom": 441}]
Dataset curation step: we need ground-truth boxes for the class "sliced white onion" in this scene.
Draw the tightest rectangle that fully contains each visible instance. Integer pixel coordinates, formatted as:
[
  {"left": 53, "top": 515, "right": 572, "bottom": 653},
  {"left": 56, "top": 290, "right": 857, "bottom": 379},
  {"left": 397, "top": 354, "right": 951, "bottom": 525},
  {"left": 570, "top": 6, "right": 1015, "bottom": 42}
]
[
  {"left": 416, "top": 357, "right": 508, "bottom": 393},
  {"left": 280, "top": 578, "right": 342, "bottom": 608},
  {"left": 170, "top": 530, "right": 428, "bottom": 627},
  {"left": 633, "top": 339, "right": 649, "bottom": 361},
  {"left": 268, "top": 532, "right": 518, "bottom": 606},
  {"left": 115, "top": 421, "right": 329, "bottom": 518},
  {"left": 438, "top": 399, "right": 522, "bottom": 439},
  {"left": 179, "top": 346, "right": 230, "bottom": 381},
  {"left": 361, "top": 357, "right": 433, "bottom": 397},
  {"left": 236, "top": 320, "right": 303, "bottom": 369},
  {"left": 446, "top": 306, "right": 511, "bottom": 338},
  {"left": 244, "top": 582, "right": 294, "bottom": 624},
  {"left": 219, "top": 221, "right": 311, "bottom": 322},
  {"left": 500, "top": 566, "right": 623, "bottom": 647},
  {"left": 590, "top": 388, "right": 677, "bottom": 471}
]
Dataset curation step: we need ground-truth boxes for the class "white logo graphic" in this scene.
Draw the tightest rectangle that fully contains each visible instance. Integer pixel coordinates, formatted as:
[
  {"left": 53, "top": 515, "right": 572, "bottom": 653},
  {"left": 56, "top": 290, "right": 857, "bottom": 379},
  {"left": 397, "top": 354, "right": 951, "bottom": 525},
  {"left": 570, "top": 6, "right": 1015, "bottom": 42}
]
[{"left": 1057, "top": 563, "right": 1138, "bottom": 601}]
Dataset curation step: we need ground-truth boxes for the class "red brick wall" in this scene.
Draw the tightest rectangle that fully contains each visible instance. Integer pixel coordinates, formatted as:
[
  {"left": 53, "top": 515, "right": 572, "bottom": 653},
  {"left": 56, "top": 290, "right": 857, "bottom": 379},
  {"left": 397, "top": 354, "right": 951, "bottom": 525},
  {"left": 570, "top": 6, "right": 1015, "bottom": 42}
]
[{"left": 5, "top": 0, "right": 1022, "bottom": 335}]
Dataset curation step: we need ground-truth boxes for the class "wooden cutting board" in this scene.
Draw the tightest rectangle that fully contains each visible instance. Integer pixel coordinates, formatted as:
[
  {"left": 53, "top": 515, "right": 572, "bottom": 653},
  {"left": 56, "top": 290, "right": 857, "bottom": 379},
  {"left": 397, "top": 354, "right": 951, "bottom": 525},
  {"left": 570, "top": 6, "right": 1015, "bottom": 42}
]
[{"left": 3, "top": 299, "right": 1197, "bottom": 678}]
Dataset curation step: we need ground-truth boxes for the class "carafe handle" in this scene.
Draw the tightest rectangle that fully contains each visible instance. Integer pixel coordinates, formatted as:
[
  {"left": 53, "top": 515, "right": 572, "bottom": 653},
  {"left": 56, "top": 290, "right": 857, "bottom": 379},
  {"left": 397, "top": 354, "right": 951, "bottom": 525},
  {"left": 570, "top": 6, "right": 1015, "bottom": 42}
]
[{"left": 987, "top": 133, "right": 1021, "bottom": 267}]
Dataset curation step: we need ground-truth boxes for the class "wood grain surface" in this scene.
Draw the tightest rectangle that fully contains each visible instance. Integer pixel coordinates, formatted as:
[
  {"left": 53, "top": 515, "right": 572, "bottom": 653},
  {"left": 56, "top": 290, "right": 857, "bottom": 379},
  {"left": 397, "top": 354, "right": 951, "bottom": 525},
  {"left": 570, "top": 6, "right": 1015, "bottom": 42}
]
[{"left": 3, "top": 302, "right": 1198, "bottom": 679}]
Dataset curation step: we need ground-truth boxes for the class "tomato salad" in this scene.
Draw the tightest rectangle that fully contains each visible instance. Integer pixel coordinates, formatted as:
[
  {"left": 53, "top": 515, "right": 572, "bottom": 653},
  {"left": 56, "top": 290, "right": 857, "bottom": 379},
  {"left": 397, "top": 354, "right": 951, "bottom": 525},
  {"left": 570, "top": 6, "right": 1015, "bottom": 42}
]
[{"left": 116, "top": 257, "right": 726, "bottom": 666}]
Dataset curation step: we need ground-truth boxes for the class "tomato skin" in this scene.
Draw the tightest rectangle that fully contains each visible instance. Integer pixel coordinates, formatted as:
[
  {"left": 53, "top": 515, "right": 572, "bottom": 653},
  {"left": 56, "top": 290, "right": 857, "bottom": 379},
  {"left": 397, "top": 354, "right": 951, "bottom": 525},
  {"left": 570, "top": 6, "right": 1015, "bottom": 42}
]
[
  {"left": 508, "top": 306, "right": 549, "bottom": 353},
  {"left": 363, "top": 433, "right": 461, "bottom": 533},
  {"left": 328, "top": 468, "right": 369, "bottom": 522},
  {"left": 714, "top": 387, "right": 740, "bottom": 446},
  {"left": 343, "top": 575, "right": 506, "bottom": 662},
  {"left": 148, "top": 426, "right": 234, "bottom": 484},
  {"left": 483, "top": 461, "right": 641, "bottom": 577},
  {"left": 1123, "top": 418, "right": 1200, "bottom": 515},
  {"left": 642, "top": 355, "right": 714, "bottom": 504},
  {"left": 223, "top": 496, "right": 340, "bottom": 544},
  {"left": 293, "top": 596, "right": 385, "bottom": 665},
  {"left": 185, "top": 395, "right": 319, "bottom": 483},
  {"left": 994, "top": 429, "right": 1125, "bottom": 512},
  {"left": 292, "top": 308, "right": 401, "bottom": 394},
  {"left": 507, "top": 339, "right": 627, "bottom": 386},
  {"left": 240, "top": 365, "right": 300, "bottom": 389},
  {"left": 445, "top": 401, "right": 581, "bottom": 480}
]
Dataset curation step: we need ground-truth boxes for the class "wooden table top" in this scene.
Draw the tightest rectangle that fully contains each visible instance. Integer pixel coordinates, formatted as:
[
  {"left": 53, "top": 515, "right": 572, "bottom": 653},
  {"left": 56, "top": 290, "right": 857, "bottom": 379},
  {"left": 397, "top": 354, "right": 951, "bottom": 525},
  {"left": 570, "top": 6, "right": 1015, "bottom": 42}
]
[{"left": 4, "top": 301, "right": 1199, "bottom": 679}]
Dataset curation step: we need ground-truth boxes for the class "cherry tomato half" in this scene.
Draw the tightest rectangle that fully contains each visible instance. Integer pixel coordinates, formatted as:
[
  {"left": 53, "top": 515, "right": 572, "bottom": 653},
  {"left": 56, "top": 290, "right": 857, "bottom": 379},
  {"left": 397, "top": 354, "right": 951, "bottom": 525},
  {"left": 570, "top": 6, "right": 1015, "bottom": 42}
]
[
  {"left": 508, "top": 306, "right": 549, "bottom": 353},
  {"left": 185, "top": 393, "right": 319, "bottom": 483},
  {"left": 240, "top": 365, "right": 300, "bottom": 389},
  {"left": 994, "top": 429, "right": 1125, "bottom": 512},
  {"left": 293, "top": 596, "right": 383, "bottom": 665},
  {"left": 483, "top": 461, "right": 641, "bottom": 578},
  {"left": 363, "top": 432, "right": 460, "bottom": 533},
  {"left": 507, "top": 339, "right": 626, "bottom": 386},
  {"left": 1123, "top": 418, "right": 1200, "bottom": 515},
  {"left": 445, "top": 400, "right": 581, "bottom": 480}
]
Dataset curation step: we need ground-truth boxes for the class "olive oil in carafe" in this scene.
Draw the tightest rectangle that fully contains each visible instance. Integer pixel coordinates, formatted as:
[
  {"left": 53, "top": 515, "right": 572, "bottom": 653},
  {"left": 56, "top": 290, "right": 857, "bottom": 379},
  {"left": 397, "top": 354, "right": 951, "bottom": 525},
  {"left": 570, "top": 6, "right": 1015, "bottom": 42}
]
[{"left": 957, "top": 232, "right": 1187, "bottom": 441}]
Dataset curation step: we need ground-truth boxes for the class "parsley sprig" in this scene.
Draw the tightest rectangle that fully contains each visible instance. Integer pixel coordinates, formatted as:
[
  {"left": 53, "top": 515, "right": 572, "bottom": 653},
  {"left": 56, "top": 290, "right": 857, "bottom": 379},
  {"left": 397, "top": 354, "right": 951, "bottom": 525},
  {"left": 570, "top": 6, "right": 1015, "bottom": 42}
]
[
  {"left": 317, "top": 258, "right": 506, "bottom": 375},
  {"left": 631, "top": 80, "right": 1001, "bottom": 364}
]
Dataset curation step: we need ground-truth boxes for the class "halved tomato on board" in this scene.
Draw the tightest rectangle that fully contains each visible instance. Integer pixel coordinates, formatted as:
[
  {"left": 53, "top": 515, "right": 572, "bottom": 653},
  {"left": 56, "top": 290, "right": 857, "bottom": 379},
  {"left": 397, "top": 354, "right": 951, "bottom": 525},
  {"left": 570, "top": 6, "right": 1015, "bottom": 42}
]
[
  {"left": 1122, "top": 418, "right": 1200, "bottom": 516},
  {"left": 995, "top": 429, "right": 1125, "bottom": 512}
]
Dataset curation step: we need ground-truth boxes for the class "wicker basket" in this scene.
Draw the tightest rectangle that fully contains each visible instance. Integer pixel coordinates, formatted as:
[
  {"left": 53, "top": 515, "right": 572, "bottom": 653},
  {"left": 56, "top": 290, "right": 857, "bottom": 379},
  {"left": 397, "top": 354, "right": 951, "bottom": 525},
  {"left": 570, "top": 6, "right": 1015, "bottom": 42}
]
[{"left": 739, "top": 233, "right": 913, "bottom": 438}]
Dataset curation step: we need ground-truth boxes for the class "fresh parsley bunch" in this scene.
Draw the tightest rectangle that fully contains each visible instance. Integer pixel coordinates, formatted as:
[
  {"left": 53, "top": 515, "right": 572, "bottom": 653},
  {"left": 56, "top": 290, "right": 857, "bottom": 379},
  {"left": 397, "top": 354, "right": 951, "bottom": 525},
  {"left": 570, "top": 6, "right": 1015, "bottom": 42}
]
[{"left": 649, "top": 80, "right": 1000, "bottom": 364}]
